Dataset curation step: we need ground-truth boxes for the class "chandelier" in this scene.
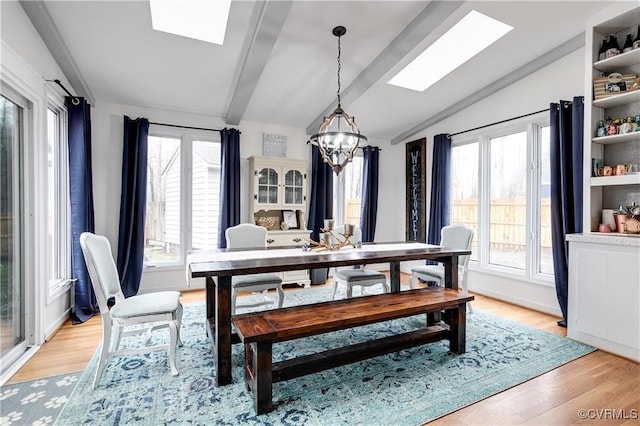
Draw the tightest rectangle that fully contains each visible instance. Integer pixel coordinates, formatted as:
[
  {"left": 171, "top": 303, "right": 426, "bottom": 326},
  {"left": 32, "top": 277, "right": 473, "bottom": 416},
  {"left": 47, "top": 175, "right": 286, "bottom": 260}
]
[{"left": 309, "top": 26, "right": 367, "bottom": 175}]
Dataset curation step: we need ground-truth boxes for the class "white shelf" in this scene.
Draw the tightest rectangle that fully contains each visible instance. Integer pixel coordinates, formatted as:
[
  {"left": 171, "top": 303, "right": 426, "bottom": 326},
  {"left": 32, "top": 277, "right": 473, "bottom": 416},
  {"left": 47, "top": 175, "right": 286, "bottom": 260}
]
[
  {"left": 591, "top": 174, "right": 640, "bottom": 186},
  {"left": 593, "top": 90, "right": 640, "bottom": 108},
  {"left": 593, "top": 48, "right": 640, "bottom": 73},
  {"left": 592, "top": 132, "right": 640, "bottom": 144}
]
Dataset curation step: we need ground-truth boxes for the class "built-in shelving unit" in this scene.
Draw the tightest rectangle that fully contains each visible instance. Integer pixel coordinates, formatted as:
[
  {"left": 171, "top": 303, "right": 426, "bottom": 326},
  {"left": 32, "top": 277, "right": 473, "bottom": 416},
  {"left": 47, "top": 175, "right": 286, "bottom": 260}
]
[{"left": 568, "top": 2, "right": 640, "bottom": 363}]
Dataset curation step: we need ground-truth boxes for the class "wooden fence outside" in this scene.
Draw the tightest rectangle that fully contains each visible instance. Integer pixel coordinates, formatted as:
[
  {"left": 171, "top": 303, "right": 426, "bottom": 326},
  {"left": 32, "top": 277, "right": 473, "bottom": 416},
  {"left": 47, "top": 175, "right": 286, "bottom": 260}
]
[{"left": 452, "top": 198, "right": 552, "bottom": 251}]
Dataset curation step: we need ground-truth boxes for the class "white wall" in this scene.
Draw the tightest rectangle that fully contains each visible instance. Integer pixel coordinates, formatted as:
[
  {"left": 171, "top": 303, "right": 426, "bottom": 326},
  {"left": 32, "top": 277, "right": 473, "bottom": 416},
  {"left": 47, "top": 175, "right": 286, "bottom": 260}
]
[
  {"left": 0, "top": 1, "right": 75, "bottom": 343},
  {"left": 395, "top": 48, "right": 586, "bottom": 316}
]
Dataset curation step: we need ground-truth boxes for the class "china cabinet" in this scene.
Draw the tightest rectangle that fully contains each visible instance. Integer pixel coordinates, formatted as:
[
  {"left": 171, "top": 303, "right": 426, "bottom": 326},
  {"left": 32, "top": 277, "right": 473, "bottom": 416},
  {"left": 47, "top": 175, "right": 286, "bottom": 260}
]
[
  {"left": 249, "top": 156, "right": 310, "bottom": 287},
  {"left": 567, "top": 3, "right": 640, "bottom": 362}
]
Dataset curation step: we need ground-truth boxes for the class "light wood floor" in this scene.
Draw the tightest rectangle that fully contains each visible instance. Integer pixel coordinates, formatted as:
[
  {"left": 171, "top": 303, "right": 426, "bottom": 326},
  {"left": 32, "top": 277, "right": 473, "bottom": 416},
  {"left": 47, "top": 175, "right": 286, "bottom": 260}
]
[{"left": 7, "top": 276, "right": 639, "bottom": 425}]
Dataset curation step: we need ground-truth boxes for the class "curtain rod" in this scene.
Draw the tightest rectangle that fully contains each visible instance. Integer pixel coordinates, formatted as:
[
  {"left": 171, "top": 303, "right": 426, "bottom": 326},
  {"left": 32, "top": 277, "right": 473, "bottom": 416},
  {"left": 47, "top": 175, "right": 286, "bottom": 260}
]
[
  {"left": 450, "top": 108, "right": 550, "bottom": 137},
  {"left": 148, "top": 122, "right": 223, "bottom": 132},
  {"left": 45, "top": 79, "right": 81, "bottom": 105}
]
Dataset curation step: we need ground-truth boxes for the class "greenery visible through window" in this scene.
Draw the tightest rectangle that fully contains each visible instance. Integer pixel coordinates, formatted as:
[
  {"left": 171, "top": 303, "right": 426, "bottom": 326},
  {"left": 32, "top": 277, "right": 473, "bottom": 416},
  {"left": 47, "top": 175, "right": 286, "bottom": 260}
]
[{"left": 451, "top": 119, "right": 553, "bottom": 280}]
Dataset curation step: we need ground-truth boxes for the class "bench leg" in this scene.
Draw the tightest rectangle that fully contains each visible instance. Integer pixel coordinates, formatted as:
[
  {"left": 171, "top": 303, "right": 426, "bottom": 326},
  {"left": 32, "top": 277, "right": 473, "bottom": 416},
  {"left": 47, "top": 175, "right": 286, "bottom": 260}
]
[
  {"left": 448, "top": 304, "right": 466, "bottom": 354},
  {"left": 250, "top": 341, "right": 273, "bottom": 415}
]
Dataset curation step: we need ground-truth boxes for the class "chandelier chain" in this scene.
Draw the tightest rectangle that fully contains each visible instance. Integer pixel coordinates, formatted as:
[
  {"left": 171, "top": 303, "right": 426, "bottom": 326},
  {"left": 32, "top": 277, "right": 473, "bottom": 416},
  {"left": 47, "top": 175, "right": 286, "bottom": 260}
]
[{"left": 336, "top": 33, "right": 341, "bottom": 107}]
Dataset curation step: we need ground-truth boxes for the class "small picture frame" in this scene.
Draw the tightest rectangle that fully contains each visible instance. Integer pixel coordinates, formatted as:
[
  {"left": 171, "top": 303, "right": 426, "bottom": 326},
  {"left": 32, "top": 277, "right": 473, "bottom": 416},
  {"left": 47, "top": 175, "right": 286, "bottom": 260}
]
[{"left": 281, "top": 210, "right": 299, "bottom": 229}]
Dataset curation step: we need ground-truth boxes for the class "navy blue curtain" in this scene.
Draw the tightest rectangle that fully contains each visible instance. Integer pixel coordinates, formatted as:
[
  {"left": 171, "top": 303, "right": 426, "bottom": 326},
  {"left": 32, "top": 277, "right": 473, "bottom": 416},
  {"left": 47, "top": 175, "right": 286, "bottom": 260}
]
[
  {"left": 218, "top": 128, "right": 241, "bottom": 248},
  {"left": 67, "top": 97, "right": 97, "bottom": 324},
  {"left": 308, "top": 145, "right": 334, "bottom": 241},
  {"left": 550, "top": 97, "right": 583, "bottom": 327},
  {"left": 360, "top": 146, "right": 380, "bottom": 242},
  {"left": 427, "top": 134, "right": 452, "bottom": 247},
  {"left": 116, "top": 116, "right": 149, "bottom": 298}
]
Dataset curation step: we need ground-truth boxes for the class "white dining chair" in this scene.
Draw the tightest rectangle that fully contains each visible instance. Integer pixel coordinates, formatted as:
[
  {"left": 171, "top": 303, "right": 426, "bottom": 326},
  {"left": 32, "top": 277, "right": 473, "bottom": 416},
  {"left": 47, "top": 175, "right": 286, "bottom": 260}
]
[
  {"left": 409, "top": 225, "right": 474, "bottom": 312},
  {"left": 225, "top": 223, "right": 285, "bottom": 314},
  {"left": 79, "top": 232, "right": 183, "bottom": 389},
  {"left": 330, "top": 225, "right": 389, "bottom": 299}
]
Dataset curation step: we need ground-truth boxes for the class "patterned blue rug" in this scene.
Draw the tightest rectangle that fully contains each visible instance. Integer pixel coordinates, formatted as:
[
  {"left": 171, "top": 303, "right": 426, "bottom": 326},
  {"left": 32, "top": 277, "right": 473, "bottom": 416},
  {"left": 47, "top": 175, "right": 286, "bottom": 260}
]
[{"left": 55, "top": 287, "right": 594, "bottom": 425}]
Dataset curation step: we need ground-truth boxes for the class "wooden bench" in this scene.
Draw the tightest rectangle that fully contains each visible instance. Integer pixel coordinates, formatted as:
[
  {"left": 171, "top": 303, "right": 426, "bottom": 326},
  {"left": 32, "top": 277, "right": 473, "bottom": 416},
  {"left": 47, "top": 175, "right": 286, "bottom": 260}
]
[{"left": 232, "top": 287, "right": 474, "bottom": 414}]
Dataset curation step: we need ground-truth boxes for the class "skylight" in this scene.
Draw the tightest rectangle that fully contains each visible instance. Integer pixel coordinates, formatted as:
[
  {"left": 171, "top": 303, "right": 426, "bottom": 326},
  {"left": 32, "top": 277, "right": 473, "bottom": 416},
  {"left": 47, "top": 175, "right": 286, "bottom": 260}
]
[
  {"left": 149, "top": 0, "right": 231, "bottom": 45},
  {"left": 388, "top": 10, "right": 513, "bottom": 92}
]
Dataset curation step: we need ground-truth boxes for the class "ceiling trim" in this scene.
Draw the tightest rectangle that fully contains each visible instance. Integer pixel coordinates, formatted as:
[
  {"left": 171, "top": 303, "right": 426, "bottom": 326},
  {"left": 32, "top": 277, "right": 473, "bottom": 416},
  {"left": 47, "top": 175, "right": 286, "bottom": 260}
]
[
  {"left": 19, "top": 0, "right": 95, "bottom": 105},
  {"left": 305, "top": 1, "right": 465, "bottom": 135},
  {"left": 390, "top": 32, "right": 585, "bottom": 144},
  {"left": 224, "top": 0, "right": 293, "bottom": 125}
]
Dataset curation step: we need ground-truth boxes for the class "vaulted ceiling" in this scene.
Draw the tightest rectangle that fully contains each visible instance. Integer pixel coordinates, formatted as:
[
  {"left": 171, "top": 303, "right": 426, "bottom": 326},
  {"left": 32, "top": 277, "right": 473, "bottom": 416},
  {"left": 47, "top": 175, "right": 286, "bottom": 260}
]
[{"left": 22, "top": 1, "right": 613, "bottom": 144}]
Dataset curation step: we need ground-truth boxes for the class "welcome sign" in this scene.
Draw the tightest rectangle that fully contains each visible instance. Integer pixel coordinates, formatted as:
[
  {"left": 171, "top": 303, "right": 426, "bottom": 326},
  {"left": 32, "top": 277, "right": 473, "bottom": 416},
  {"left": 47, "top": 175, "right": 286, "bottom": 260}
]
[{"left": 406, "top": 138, "right": 426, "bottom": 242}]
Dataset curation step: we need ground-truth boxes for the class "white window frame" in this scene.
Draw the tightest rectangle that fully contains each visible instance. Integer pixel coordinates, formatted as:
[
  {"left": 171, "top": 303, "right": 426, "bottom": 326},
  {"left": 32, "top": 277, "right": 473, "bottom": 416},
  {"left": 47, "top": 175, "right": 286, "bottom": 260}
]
[
  {"left": 45, "top": 96, "right": 72, "bottom": 302},
  {"left": 144, "top": 126, "right": 220, "bottom": 270},
  {"left": 451, "top": 112, "right": 552, "bottom": 285}
]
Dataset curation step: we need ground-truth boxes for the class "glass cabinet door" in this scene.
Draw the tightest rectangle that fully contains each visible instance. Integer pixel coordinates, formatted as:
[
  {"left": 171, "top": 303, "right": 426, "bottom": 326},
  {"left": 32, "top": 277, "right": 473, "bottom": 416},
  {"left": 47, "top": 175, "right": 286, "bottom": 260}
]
[
  {"left": 284, "top": 169, "right": 304, "bottom": 205},
  {"left": 257, "top": 167, "right": 278, "bottom": 204}
]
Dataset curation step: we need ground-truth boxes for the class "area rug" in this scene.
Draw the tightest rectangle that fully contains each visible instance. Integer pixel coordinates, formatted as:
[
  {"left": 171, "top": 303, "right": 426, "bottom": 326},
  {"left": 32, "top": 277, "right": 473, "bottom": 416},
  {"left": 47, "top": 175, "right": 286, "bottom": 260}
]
[
  {"left": 56, "top": 287, "right": 594, "bottom": 425},
  {"left": 0, "top": 373, "right": 80, "bottom": 425}
]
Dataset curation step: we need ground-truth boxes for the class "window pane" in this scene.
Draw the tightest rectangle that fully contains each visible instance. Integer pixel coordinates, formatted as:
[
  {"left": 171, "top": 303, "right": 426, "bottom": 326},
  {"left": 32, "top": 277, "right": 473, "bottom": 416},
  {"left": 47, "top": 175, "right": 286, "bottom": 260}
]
[
  {"left": 343, "top": 156, "right": 363, "bottom": 227},
  {"left": 0, "top": 95, "right": 25, "bottom": 360},
  {"left": 489, "top": 132, "right": 527, "bottom": 270},
  {"left": 539, "top": 126, "right": 553, "bottom": 275},
  {"left": 145, "top": 136, "right": 181, "bottom": 264},
  {"left": 47, "top": 109, "right": 57, "bottom": 280},
  {"left": 191, "top": 141, "right": 220, "bottom": 250},
  {"left": 451, "top": 143, "right": 479, "bottom": 261}
]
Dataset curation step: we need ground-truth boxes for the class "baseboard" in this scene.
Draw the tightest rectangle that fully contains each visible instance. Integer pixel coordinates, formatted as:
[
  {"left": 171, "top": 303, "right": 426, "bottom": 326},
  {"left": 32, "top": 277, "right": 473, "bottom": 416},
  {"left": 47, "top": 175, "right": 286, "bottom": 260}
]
[
  {"left": 470, "top": 286, "right": 562, "bottom": 317},
  {"left": 44, "top": 308, "right": 72, "bottom": 341}
]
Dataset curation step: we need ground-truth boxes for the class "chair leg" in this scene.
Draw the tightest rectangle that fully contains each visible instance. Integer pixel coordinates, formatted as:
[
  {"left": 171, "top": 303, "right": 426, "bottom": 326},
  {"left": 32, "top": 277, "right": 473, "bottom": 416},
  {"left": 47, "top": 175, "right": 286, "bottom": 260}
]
[
  {"left": 276, "top": 285, "right": 284, "bottom": 308},
  {"left": 409, "top": 274, "right": 416, "bottom": 289},
  {"left": 112, "top": 325, "right": 123, "bottom": 350},
  {"left": 93, "top": 319, "right": 112, "bottom": 390},
  {"left": 382, "top": 281, "right": 390, "bottom": 293},
  {"left": 168, "top": 320, "right": 179, "bottom": 376},
  {"left": 176, "top": 304, "right": 184, "bottom": 347},
  {"left": 231, "top": 288, "right": 238, "bottom": 315},
  {"left": 331, "top": 279, "right": 339, "bottom": 300},
  {"left": 346, "top": 284, "right": 353, "bottom": 299}
]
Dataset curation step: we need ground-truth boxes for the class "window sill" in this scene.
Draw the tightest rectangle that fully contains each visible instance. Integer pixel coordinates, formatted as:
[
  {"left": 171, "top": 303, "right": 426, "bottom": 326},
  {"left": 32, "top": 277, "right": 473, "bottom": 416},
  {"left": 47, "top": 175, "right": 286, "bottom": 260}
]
[{"left": 46, "top": 279, "right": 73, "bottom": 304}]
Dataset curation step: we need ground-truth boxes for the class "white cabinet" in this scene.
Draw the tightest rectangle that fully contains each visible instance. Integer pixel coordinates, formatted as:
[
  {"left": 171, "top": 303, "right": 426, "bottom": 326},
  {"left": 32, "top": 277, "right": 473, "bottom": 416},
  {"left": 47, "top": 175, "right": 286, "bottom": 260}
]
[
  {"left": 250, "top": 156, "right": 307, "bottom": 211},
  {"left": 567, "top": 235, "right": 640, "bottom": 361},
  {"left": 583, "top": 4, "right": 640, "bottom": 232},
  {"left": 249, "top": 156, "right": 310, "bottom": 288}
]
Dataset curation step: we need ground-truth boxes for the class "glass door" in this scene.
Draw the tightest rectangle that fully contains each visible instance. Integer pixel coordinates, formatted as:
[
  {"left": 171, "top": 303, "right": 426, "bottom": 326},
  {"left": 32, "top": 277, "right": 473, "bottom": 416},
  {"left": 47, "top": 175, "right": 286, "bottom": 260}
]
[{"left": 0, "top": 93, "right": 25, "bottom": 375}]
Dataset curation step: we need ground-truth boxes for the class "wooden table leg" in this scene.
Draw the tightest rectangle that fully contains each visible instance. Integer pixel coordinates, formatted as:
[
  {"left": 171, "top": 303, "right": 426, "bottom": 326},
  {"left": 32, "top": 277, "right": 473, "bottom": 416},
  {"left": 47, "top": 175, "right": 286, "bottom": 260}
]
[
  {"left": 443, "top": 255, "right": 459, "bottom": 291},
  {"left": 253, "top": 341, "right": 273, "bottom": 415},
  {"left": 215, "top": 275, "right": 232, "bottom": 386},
  {"left": 389, "top": 261, "right": 401, "bottom": 293},
  {"left": 448, "top": 304, "right": 466, "bottom": 354}
]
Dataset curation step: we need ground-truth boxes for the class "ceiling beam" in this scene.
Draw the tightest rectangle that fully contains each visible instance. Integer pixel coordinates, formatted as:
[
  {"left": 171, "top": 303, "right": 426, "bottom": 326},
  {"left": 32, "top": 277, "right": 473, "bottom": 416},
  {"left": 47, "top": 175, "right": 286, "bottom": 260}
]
[
  {"left": 390, "top": 32, "right": 585, "bottom": 144},
  {"left": 305, "top": 1, "right": 465, "bottom": 135},
  {"left": 19, "top": 0, "right": 95, "bottom": 105},
  {"left": 224, "top": 0, "right": 292, "bottom": 125}
]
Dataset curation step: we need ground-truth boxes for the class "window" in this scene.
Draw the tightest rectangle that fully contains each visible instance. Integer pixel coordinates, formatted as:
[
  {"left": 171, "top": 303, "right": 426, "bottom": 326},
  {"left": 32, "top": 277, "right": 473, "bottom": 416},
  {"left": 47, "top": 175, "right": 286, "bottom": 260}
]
[
  {"left": 451, "top": 117, "right": 552, "bottom": 281},
  {"left": 46, "top": 105, "right": 71, "bottom": 297},
  {"left": 144, "top": 131, "right": 220, "bottom": 267},
  {"left": 333, "top": 155, "right": 363, "bottom": 227}
]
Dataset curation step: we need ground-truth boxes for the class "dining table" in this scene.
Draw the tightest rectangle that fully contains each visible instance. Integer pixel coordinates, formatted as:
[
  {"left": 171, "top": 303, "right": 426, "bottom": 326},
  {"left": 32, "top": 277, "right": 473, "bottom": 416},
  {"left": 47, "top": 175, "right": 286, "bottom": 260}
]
[{"left": 187, "top": 241, "right": 471, "bottom": 386}]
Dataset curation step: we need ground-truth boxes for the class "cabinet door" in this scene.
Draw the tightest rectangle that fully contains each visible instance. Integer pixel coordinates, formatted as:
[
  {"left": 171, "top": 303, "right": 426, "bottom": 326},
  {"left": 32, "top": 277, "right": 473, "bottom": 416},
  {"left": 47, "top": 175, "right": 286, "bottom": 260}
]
[
  {"left": 282, "top": 167, "right": 306, "bottom": 208},
  {"left": 255, "top": 167, "right": 279, "bottom": 206}
]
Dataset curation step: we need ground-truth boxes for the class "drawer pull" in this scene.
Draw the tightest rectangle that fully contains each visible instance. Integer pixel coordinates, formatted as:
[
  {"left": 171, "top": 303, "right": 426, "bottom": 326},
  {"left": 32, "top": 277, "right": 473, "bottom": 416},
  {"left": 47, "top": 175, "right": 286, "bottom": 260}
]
[
  {"left": 293, "top": 238, "right": 301, "bottom": 243},
  {"left": 266, "top": 239, "right": 275, "bottom": 244}
]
